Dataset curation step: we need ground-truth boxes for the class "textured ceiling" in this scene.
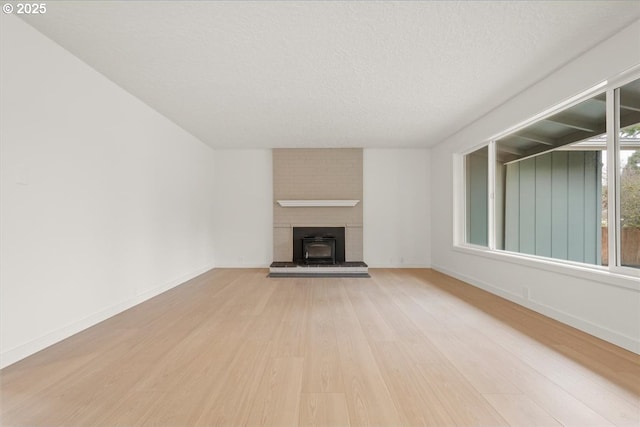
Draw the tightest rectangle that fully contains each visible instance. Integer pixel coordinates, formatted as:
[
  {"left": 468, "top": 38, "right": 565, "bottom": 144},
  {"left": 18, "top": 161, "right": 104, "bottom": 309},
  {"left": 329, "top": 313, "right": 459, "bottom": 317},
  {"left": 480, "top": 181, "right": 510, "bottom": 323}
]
[{"left": 19, "top": 1, "right": 640, "bottom": 148}]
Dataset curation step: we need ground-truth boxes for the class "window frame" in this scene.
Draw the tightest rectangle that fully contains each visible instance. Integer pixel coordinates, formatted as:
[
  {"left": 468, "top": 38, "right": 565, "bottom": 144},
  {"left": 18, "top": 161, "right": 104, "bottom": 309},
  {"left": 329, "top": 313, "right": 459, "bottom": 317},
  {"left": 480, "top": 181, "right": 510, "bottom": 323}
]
[
  {"left": 457, "top": 69, "right": 640, "bottom": 283},
  {"left": 608, "top": 73, "right": 640, "bottom": 278}
]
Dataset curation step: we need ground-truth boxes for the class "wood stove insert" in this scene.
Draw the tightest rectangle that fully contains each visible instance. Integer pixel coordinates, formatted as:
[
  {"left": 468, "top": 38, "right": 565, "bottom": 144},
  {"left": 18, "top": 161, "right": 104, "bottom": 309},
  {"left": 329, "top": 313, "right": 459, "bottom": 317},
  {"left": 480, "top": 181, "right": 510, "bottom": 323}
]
[{"left": 293, "top": 227, "right": 345, "bottom": 264}]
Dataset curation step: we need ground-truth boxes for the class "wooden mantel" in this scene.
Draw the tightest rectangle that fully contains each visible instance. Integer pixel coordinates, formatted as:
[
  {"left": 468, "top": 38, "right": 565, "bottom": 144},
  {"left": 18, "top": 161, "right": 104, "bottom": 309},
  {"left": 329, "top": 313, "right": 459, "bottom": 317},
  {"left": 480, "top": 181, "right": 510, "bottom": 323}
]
[{"left": 276, "top": 200, "right": 360, "bottom": 207}]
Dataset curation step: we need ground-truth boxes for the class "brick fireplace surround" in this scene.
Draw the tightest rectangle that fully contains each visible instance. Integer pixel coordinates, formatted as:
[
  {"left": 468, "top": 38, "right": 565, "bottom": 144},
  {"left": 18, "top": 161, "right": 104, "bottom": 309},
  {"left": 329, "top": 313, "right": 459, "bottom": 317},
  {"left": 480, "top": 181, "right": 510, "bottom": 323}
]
[{"left": 272, "top": 148, "right": 363, "bottom": 263}]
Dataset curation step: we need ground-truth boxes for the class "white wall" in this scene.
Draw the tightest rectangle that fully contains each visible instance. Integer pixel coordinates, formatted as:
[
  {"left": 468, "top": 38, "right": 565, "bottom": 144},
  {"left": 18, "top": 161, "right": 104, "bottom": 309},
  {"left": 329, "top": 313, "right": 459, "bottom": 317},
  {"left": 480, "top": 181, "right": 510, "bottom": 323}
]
[
  {"left": 208, "top": 148, "right": 431, "bottom": 268},
  {"left": 0, "top": 16, "right": 217, "bottom": 368},
  {"left": 431, "top": 20, "right": 640, "bottom": 353},
  {"left": 212, "top": 150, "right": 273, "bottom": 267},
  {"left": 364, "top": 149, "right": 431, "bottom": 267}
]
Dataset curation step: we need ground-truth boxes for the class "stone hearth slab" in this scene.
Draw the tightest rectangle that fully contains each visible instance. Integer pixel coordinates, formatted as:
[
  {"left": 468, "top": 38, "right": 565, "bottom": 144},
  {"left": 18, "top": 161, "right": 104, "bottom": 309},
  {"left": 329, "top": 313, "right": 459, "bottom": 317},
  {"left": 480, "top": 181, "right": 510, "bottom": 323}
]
[{"left": 268, "top": 261, "right": 369, "bottom": 278}]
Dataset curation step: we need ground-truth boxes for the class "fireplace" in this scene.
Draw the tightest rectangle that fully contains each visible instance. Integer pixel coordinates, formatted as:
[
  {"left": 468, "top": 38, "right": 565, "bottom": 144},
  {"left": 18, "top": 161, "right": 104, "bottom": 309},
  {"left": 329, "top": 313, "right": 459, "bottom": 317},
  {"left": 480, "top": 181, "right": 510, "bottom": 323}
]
[
  {"left": 302, "top": 237, "right": 336, "bottom": 264},
  {"left": 293, "top": 227, "right": 345, "bottom": 264}
]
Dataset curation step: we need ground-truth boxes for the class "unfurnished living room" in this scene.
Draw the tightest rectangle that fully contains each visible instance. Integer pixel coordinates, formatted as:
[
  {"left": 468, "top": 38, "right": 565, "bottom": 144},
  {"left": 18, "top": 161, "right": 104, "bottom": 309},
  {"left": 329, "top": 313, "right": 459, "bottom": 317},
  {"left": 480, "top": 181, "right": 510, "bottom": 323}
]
[{"left": 1, "top": 1, "right": 640, "bottom": 426}]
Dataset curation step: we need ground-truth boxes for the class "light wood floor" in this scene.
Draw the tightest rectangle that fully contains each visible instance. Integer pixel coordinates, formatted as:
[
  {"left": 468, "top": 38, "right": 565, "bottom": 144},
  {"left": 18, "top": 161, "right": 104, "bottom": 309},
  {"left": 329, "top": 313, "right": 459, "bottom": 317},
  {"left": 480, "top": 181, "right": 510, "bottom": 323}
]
[{"left": 1, "top": 269, "right": 639, "bottom": 427}]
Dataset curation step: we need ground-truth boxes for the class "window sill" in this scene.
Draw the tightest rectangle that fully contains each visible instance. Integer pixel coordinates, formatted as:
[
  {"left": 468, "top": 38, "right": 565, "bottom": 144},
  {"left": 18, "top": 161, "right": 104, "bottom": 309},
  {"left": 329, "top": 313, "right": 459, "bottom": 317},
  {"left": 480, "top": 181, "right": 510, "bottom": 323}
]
[{"left": 453, "top": 244, "right": 640, "bottom": 292}]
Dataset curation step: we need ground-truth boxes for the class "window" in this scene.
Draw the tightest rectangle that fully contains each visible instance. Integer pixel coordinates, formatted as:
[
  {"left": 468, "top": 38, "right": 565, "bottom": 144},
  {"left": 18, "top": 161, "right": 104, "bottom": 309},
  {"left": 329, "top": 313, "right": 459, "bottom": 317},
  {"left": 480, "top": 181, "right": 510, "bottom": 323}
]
[
  {"left": 462, "top": 75, "right": 640, "bottom": 276},
  {"left": 495, "top": 93, "right": 606, "bottom": 265}
]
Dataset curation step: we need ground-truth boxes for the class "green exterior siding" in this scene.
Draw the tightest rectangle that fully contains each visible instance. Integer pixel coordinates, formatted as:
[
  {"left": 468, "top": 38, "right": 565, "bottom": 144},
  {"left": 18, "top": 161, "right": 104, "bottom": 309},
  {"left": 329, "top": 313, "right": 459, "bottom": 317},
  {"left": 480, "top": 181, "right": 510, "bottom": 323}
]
[
  {"left": 505, "top": 163, "right": 520, "bottom": 251},
  {"left": 466, "top": 149, "right": 488, "bottom": 246},
  {"left": 519, "top": 158, "right": 536, "bottom": 255},
  {"left": 504, "top": 151, "right": 601, "bottom": 265},
  {"left": 535, "top": 154, "right": 553, "bottom": 257},
  {"left": 551, "top": 151, "right": 569, "bottom": 260},
  {"left": 567, "top": 152, "right": 586, "bottom": 262}
]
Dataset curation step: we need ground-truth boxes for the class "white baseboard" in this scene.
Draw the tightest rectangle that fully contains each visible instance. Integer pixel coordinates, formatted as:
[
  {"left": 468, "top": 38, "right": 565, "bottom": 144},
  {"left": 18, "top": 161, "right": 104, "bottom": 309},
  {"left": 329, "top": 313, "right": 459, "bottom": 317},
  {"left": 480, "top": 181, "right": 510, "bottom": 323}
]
[
  {"left": 432, "top": 264, "right": 640, "bottom": 355},
  {"left": 213, "top": 264, "right": 270, "bottom": 268},
  {"left": 0, "top": 262, "right": 216, "bottom": 369},
  {"left": 213, "top": 263, "right": 433, "bottom": 269},
  {"left": 204, "top": 263, "right": 431, "bottom": 269},
  {"left": 367, "top": 264, "right": 431, "bottom": 269}
]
